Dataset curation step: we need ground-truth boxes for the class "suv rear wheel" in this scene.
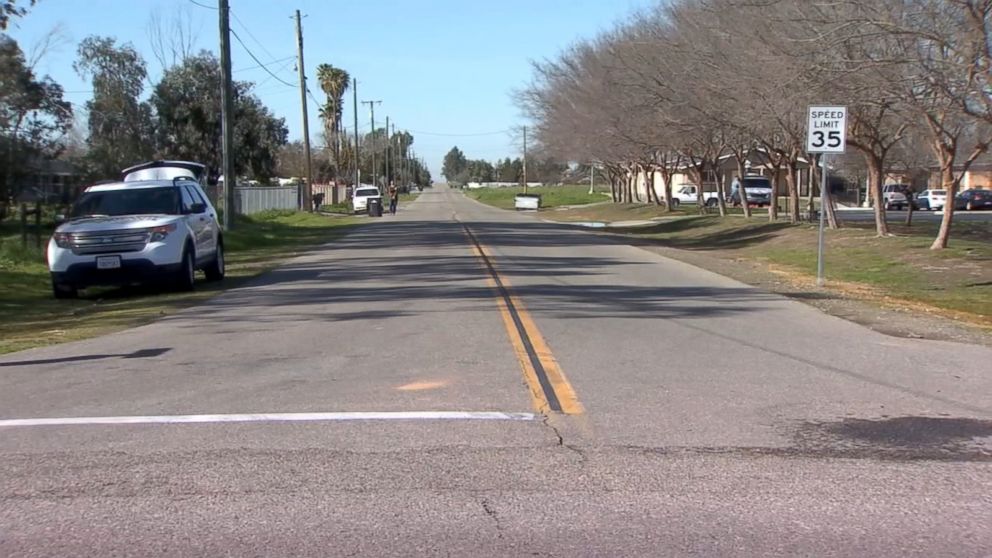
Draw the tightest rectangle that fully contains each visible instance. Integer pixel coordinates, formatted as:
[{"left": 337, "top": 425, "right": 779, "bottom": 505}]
[{"left": 52, "top": 281, "right": 77, "bottom": 299}]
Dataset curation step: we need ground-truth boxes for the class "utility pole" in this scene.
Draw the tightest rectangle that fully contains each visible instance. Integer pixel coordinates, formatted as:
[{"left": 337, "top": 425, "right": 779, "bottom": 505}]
[
  {"left": 362, "top": 100, "right": 381, "bottom": 187},
  {"left": 385, "top": 117, "right": 391, "bottom": 187},
  {"left": 352, "top": 77, "right": 359, "bottom": 188},
  {"left": 218, "top": 0, "right": 236, "bottom": 230},
  {"left": 295, "top": 10, "right": 313, "bottom": 211},
  {"left": 391, "top": 123, "right": 397, "bottom": 186},
  {"left": 522, "top": 125, "right": 528, "bottom": 194}
]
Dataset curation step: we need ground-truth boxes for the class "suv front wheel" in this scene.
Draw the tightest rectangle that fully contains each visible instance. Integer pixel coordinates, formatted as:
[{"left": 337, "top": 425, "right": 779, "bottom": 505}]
[
  {"left": 204, "top": 242, "right": 225, "bottom": 281},
  {"left": 175, "top": 245, "right": 196, "bottom": 292}
]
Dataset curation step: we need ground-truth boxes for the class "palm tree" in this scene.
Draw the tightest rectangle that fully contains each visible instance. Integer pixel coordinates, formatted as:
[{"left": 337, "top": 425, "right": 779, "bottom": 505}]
[{"left": 315, "top": 64, "right": 350, "bottom": 179}]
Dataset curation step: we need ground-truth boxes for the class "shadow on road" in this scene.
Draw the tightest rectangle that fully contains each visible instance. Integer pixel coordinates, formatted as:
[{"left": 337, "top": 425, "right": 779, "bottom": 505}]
[
  {"left": 162, "top": 218, "right": 782, "bottom": 328},
  {"left": 0, "top": 347, "right": 171, "bottom": 367}
]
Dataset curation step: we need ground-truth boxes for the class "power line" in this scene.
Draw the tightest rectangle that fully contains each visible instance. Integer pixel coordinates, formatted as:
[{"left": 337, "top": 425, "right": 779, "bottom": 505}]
[
  {"left": 234, "top": 55, "right": 294, "bottom": 73},
  {"left": 230, "top": 10, "right": 279, "bottom": 63},
  {"left": 405, "top": 128, "right": 511, "bottom": 137},
  {"left": 250, "top": 57, "right": 296, "bottom": 89},
  {"left": 187, "top": 0, "right": 217, "bottom": 9},
  {"left": 230, "top": 28, "right": 295, "bottom": 88},
  {"left": 306, "top": 88, "right": 323, "bottom": 108}
]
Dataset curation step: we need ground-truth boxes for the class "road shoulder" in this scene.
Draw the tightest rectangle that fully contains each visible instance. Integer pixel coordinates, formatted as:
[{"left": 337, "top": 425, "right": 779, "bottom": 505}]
[{"left": 626, "top": 239, "right": 992, "bottom": 347}]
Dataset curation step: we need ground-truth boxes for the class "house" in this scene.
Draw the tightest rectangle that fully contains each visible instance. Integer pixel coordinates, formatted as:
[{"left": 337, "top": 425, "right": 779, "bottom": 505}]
[
  {"left": 632, "top": 148, "right": 815, "bottom": 200},
  {"left": 12, "top": 159, "right": 85, "bottom": 204},
  {"left": 933, "top": 155, "right": 992, "bottom": 191}
]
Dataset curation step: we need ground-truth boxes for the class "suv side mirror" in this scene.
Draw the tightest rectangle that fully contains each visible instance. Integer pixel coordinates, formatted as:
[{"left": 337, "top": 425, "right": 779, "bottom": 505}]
[
  {"left": 54, "top": 213, "right": 67, "bottom": 225},
  {"left": 188, "top": 203, "right": 207, "bottom": 214}
]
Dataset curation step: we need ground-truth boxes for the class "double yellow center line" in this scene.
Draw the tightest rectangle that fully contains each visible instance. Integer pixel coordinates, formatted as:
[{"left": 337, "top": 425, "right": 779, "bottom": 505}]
[{"left": 461, "top": 224, "right": 583, "bottom": 415}]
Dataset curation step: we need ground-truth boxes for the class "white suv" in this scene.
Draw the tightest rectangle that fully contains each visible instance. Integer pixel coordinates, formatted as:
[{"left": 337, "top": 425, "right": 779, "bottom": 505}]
[
  {"left": 47, "top": 162, "right": 224, "bottom": 298},
  {"left": 351, "top": 186, "right": 382, "bottom": 213},
  {"left": 882, "top": 184, "right": 910, "bottom": 210}
]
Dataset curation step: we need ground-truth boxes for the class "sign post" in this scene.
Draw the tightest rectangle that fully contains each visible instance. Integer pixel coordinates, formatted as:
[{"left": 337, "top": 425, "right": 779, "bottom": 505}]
[{"left": 806, "top": 106, "right": 847, "bottom": 287}]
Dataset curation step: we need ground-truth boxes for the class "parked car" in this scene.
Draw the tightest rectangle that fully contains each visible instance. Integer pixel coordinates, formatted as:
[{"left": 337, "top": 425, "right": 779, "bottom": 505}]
[
  {"left": 672, "top": 183, "right": 722, "bottom": 208},
  {"left": 729, "top": 176, "right": 773, "bottom": 207},
  {"left": 351, "top": 186, "right": 382, "bottom": 214},
  {"left": 882, "top": 184, "right": 911, "bottom": 210},
  {"left": 916, "top": 189, "right": 947, "bottom": 211},
  {"left": 47, "top": 169, "right": 224, "bottom": 299},
  {"left": 954, "top": 189, "right": 992, "bottom": 211}
]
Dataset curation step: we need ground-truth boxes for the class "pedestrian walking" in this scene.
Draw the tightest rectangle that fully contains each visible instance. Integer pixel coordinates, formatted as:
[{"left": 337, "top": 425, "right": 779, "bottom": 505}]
[{"left": 388, "top": 182, "right": 399, "bottom": 215}]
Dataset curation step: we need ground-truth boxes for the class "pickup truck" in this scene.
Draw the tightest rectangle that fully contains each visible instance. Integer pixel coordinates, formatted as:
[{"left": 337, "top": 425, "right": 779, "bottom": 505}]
[{"left": 671, "top": 184, "right": 722, "bottom": 208}]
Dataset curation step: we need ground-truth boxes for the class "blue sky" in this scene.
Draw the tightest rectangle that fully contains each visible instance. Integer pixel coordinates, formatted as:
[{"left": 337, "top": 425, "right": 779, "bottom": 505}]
[{"left": 8, "top": 0, "right": 655, "bottom": 177}]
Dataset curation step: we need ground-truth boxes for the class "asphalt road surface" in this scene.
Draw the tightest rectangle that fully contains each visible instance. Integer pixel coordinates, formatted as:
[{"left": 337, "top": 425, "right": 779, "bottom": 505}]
[{"left": 2, "top": 187, "right": 991, "bottom": 557}]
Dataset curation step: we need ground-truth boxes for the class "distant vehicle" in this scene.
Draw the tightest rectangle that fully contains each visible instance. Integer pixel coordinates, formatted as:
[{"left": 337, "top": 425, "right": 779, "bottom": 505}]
[
  {"left": 729, "top": 176, "right": 773, "bottom": 207},
  {"left": 351, "top": 186, "right": 382, "bottom": 214},
  {"left": 954, "top": 189, "right": 992, "bottom": 211},
  {"left": 916, "top": 189, "right": 947, "bottom": 211},
  {"left": 672, "top": 184, "right": 722, "bottom": 208},
  {"left": 882, "top": 184, "right": 911, "bottom": 210},
  {"left": 48, "top": 167, "right": 224, "bottom": 299}
]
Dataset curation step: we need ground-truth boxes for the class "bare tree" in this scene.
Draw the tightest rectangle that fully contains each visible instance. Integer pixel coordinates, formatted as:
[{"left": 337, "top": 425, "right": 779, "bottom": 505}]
[{"left": 147, "top": 6, "right": 197, "bottom": 72}]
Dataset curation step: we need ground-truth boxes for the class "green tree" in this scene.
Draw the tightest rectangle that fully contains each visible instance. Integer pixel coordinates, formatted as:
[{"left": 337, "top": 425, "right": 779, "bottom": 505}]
[
  {"left": 465, "top": 159, "right": 494, "bottom": 182},
  {"left": 0, "top": 34, "right": 72, "bottom": 213},
  {"left": 151, "top": 52, "right": 287, "bottom": 181},
  {"left": 496, "top": 157, "right": 519, "bottom": 182},
  {"left": 0, "top": 0, "right": 35, "bottom": 30},
  {"left": 74, "top": 36, "right": 154, "bottom": 178},
  {"left": 442, "top": 146, "right": 467, "bottom": 183},
  {"left": 315, "top": 63, "right": 349, "bottom": 177}
]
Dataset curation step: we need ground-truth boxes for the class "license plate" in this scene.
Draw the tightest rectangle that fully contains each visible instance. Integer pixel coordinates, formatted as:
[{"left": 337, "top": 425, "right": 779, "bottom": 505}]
[{"left": 96, "top": 256, "right": 121, "bottom": 270}]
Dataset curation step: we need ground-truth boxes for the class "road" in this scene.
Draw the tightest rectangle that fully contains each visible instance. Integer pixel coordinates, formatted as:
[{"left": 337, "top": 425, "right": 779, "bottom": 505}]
[{"left": 1, "top": 187, "right": 991, "bottom": 557}]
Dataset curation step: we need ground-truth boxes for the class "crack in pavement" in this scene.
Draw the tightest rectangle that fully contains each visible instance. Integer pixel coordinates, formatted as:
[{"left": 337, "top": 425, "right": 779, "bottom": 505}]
[
  {"left": 479, "top": 497, "right": 503, "bottom": 539},
  {"left": 541, "top": 414, "right": 588, "bottom": 464}
]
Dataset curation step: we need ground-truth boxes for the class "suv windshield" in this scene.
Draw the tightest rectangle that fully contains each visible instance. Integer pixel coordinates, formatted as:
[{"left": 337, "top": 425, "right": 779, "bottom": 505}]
[
  {"left": 930, "top": 190, "right": 946, "bottom": 195},
  {"left": 71, "top": 187, "right": 180, "bottom": 218},
  {"left": 742, "top": 177, "right": 771, "bottom": 189},
  {"left": 355, "top": 189, "right": 380, "bottom": 197}
]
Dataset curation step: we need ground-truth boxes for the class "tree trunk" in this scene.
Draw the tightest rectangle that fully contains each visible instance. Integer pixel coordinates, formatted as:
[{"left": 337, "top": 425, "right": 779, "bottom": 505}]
[
  {"left": 904, "top": 191, "right": 914, "bottom": 226},
  {"left": 715, "top": 170, "right": 728, "bottom": 217},
  {"left": 769, "top": 165, "right": 781, "bottom": 222},
  {"left": 659, "top": 169, "right": 673, "bottom": 211},
  {"left": 641, "top": 167, "right": 658, "bottom": 208},
  {"left": 691, "top": 167, "right": 707, "bottom": 214},
  {"left": 931, "top": 158, "right": 957, "bottom": 249},
  {"left": 824, "top": 183, "right": 840, "bottom": 229},
  {"left": 624, "top": 170, "right": 633, "bottom": 203},
  {"left": 735, "top": 160, "right": 751, "bottom": 218},
  {"left": 785, "top": 160, "right": 799, "bottom": 224},
  {"left": 863, "top": 152, "right": 890, "bottom": 236},
  {"left": 631, "top": 166, "right": 642, "bottom": 203},
  {"left": 647, "top": 168, "right": 662, "bottom": 206}
]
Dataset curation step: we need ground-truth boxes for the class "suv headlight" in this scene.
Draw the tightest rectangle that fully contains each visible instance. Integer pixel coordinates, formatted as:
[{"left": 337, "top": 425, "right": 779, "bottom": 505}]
[
  {"left": 52, "top": 232, "right": 71, "bottom": 248},
  {"left": 148, "top": 223, "right": 177, "bottom": 242}
]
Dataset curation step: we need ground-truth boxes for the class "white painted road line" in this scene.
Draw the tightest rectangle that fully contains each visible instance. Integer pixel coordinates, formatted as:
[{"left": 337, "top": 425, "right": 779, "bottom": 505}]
[{"left": 0, "top": 411, "right": 538, "bottom": 428}]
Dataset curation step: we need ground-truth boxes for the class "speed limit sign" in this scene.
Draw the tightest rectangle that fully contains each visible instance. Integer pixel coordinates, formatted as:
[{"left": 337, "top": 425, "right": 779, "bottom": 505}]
[{"left": 807, "top": 106, "right": 847, "bottom": 153}]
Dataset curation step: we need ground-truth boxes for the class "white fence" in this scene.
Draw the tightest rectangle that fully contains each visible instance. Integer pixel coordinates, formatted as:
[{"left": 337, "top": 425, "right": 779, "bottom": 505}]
[
  {"left": 236, "top": 186, "right": 300, "bottom": 214},
  {"left": 465, "top": 182, "right": 544, "bottom": 189}
]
